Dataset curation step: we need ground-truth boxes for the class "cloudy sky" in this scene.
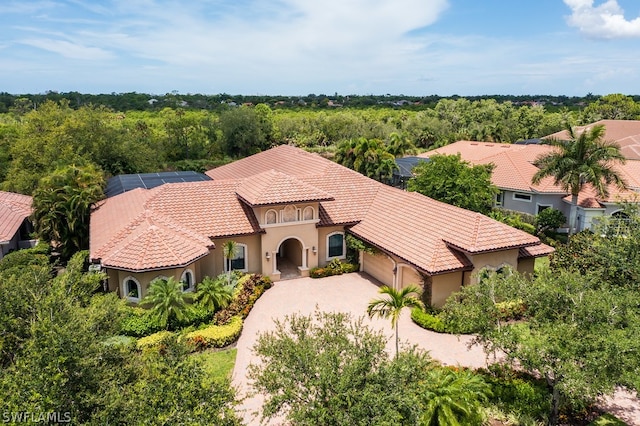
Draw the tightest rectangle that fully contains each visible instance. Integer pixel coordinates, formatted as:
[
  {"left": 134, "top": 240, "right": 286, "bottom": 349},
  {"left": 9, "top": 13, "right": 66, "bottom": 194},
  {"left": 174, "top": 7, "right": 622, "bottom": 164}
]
[{"left": 1, "top": 0, "right": 639, "bottom": 96}]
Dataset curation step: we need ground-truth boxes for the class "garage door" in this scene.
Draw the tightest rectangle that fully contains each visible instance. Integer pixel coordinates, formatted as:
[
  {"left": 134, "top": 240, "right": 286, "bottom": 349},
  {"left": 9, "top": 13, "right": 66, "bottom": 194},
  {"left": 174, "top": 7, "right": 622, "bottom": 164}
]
[{"left": 362, "top": 252, "right": 394, "bottom": 286}]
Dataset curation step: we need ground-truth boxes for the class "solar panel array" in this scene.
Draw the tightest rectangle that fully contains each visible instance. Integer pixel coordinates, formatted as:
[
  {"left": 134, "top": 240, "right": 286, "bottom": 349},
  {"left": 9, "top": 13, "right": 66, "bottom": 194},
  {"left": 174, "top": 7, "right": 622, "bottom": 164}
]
[{"left": 105, "top": 171, "right": 212, "bottom": 198}]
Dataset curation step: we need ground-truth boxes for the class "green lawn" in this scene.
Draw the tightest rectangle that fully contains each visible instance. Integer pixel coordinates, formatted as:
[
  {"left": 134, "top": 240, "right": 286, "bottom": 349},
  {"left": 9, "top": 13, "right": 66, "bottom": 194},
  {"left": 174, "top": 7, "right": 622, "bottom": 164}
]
[
  {"left": 191, "top": 348, "right": 237, "bottom": 385},
  {"left": 588, "top": 413, "right": 628, "bottom": 426},
  {"left": 534, "top": 255, "right": 550, "bottom": 272}
]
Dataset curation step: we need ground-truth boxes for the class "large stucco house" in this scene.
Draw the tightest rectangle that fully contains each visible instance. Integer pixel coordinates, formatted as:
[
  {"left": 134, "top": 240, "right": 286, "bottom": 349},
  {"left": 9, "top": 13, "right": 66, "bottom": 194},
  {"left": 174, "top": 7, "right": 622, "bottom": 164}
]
[
  {"left": 420, "top": 120, "right": 640, "bottom": 232},
  {"left": 0, "top": 191, "right": 36, "bottom": 260},
  {"left": 90, "top": 145, "right": 552, "bottom": 307}
]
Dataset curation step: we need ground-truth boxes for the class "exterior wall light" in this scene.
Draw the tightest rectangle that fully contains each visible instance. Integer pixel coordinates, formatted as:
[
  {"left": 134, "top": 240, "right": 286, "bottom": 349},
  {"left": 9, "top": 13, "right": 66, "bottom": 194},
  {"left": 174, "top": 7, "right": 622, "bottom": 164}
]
[
  {"left": 266, "top": 251, "right": 271, "bottom": 260},
  {"left": 312, "top": 246, "right": 317, "bottom": 254}
]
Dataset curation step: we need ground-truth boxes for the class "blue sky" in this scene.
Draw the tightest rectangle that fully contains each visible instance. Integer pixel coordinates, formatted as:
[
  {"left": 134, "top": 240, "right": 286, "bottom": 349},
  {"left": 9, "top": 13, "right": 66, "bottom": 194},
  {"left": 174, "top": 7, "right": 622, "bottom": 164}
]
[{"left": 1, "top": 0, "right": 639, "bottom": 96}]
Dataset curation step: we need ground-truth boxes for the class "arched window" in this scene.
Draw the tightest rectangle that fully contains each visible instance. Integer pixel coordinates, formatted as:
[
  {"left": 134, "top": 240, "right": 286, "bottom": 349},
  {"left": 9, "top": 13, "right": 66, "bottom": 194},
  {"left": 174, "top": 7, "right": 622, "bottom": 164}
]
[
  {"left": 265, "top": 209, "right": 278, "bottom": 224},
  {"left": 303, "top": 206, "right": 314, "bottom": 221},
  {"left": 181, "top": 269, "right": 194, "bottom": 292},
  {"left": 225, "top": 243, "right": 248, "bottom": 272},
  {"left": 282, "top": 205, "right": 297, "bottom": 222},
  {"left": 326, "top": 232, "right": 346, "bottom": 260},
  {"left": 122, "top": 276, "right": 141, "bottom": 302}
]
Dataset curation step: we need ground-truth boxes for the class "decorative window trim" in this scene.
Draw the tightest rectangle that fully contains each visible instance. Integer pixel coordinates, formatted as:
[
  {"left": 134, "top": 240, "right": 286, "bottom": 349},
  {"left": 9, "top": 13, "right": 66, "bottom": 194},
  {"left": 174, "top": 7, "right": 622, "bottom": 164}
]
[
  {"left": 181, "top": 268, "right": 195, "bottom": 292},
  {"left": 265, "top": 209, "right": 278, "bottom": 224},
  {"left": 326, "top": 231, "right": 346, "bottom": 261},
  {"left": 281, "top": 205, "right": 298, "bottom": 223},
  {"left": 122, "top": 276, "right": 142, "bottom": 303},
  {"left": 303, "top": 206, "right": 315, "bottom": 221},
  {"left": 513, "top": 192, "right": 532, "bottom": 202},
  {"left": 494, "top": 191, "right": 504, "bottom": 207},
  {"left": 224, "top": 243, "right": 248, "bottom": 273}
]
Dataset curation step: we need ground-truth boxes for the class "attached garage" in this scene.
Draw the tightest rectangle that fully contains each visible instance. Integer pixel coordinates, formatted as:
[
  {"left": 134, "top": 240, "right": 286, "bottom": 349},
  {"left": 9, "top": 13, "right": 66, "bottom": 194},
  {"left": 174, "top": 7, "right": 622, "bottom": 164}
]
[{"left": 361, "top": 252, "right": 394, "bottom": 287}]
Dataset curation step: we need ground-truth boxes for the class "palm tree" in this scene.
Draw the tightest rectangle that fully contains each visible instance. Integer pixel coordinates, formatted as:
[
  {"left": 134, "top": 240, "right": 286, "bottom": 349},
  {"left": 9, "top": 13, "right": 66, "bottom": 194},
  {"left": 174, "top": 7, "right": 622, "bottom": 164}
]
[
  {"left": 141, "top": 277, "right": 193, "bottom": 329},
  {"left": 420, "top": 367, "right": 491, "bottom": 426},
  {"left": 196, "top": 274, "right": 235, "bottom": 312},
  {"left": 222, "top": 240, "right": 238, "bottom": 285},
  {"left": 533, "top": 123, "right": 627, "bottom": 235},
  {"left": 367, "top": 284, "right": 424, "bottom": 358}
]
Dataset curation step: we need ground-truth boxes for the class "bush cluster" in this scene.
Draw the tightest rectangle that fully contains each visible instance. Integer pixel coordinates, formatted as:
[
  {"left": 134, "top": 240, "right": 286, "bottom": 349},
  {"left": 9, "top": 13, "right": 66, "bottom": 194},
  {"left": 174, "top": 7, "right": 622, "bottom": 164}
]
[
  {"left": 214, "top": 274, "right": 271, "bottom": 325},
  {"left": 310, "top": 259, "right": 359, "bottom": 278},
  {"left": 184, "top": 316, "right": 243, "bottom": 350},
  {"left": 410, "top": 308, "right": 447, "bottom": 333},
  {"left": 120, "top": 308, "right": 162, "bottom": 337},
  {"left": 136, "top": 330, "right": 175, "bottom": 350}
]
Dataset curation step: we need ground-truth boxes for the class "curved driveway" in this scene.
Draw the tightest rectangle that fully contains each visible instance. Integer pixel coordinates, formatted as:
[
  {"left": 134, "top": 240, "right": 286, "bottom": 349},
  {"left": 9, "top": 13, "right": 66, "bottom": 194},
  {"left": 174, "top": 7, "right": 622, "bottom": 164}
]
[{"left": 231, "top": 273, "right": 639, "bottom": 426}]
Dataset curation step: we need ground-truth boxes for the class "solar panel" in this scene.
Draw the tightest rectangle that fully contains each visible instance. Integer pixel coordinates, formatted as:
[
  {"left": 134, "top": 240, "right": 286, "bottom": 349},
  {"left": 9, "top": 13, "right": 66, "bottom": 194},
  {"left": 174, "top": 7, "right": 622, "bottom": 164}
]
[{"left": 105, "top": 171, "right": 212, "bottom": 197}]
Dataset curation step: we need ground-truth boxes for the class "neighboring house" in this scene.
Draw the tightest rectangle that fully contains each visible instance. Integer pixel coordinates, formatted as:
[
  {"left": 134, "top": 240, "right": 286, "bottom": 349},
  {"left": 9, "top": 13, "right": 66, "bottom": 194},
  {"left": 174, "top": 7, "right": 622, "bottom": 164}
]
[
  {"left": 390, "top": 156, "right": 428, "bottom": 189},
  {"left": 90, "top": 145, "right": 552, "bottom": 307},
  {"left": 0, "top": 191, "right": 36, "bottom": 260},
  {"left": 420, "top": 137, "right": 640, "bottom": 232}
]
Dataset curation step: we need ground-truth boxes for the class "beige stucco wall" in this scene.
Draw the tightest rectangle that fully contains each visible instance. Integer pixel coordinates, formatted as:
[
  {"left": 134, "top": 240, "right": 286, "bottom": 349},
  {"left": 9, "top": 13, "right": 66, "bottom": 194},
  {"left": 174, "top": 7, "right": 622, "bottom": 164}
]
[
  {"left": 431, "top": 272, "right": 464, "bottom": 308},
  {"left": 316, "top": 225, "right": 347, "bottom": 265},
  {"left": 517, "top": 257, "right": 535, "bottom": 276},
  {"left": 208, "top": 234, "right": 262, "bottom": 277},
  {"left": 464, "top": 248, "right": 520, "bottom": 285},
  {"left": 399, "top": 265, "right": 422, "bottom": 288}
]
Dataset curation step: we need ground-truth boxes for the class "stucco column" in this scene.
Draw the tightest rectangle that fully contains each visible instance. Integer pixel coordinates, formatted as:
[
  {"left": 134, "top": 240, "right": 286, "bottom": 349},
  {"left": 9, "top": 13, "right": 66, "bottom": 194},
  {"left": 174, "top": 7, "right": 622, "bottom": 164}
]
[
  {"left": 302, "top": 247, "right": 308, "bottom": 269},
  {"left": 272, "top": 252, "right": 278, "bottom": 274}
]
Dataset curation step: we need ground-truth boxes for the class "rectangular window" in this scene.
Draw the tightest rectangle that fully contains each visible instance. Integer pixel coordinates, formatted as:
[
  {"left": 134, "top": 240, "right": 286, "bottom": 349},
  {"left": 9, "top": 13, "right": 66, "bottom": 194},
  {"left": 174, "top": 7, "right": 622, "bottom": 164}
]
[
  {"left": 513, "top": 193, "right": 532, "bottom": 202},
  {"left": 537, "top": 204, "right": 552, "bottom": 214},
  {"left": 328, "top": 234, "right": 344, "bottom": 258},
  {"left": 230, "top": 246, "right": 246, "bottom": 271},
  {"left": 495, "top": 191, "right": 504, "bottom": 206}
]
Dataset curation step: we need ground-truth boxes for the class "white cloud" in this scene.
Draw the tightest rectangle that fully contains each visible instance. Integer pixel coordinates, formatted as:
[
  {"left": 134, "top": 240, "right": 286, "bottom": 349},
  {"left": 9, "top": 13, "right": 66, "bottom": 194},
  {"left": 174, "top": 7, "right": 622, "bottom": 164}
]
[
  {"left": 564, "top": 0, "right": 640, "bottom": 38},
  {"left": 20, "top": 38, "right": 114, "bottom": 60}
]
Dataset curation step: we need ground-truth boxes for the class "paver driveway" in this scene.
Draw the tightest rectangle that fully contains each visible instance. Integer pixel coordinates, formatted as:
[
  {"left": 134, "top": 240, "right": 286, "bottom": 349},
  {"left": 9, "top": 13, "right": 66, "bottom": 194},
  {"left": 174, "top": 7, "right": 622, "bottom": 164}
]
[{"left": 231, "top": 273, "right": 639, "bottom": 426}]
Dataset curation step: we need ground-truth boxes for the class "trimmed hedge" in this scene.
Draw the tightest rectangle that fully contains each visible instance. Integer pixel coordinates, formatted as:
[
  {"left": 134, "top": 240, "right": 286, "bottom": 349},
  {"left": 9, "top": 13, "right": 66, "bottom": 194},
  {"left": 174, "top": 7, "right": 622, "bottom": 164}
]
[
  {"left": 310, "top": 259, "right": 359, "bottom": 278},
  {"left": 136, "top": 330, "right": 175, "bottom": 350},
  {"left": 120, "top": 308, "right": 162, "bottom": 337},
  {"left": 411, "top": 308, "right": 447, "bottom": 333},
  {"left": 185, "top": 316, "right": 243, "bottom": 350}
]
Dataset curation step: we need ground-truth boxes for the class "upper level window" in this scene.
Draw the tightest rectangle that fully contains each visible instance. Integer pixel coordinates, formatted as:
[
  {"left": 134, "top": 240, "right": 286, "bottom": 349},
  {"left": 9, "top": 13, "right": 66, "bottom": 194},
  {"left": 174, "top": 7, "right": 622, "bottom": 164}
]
[
  {"left": 282, "top": 205, "right": 297, "bottom": 222},
  {"left": 181, "top": 269, "right": 194, "bottom": 292},
  {"left": 265, "top": 209, "right": 278, "bottom": 224},
  {"left": 327, "top": 232, "right": 345, "bottom": 259},
  {"left": 303, "top": 206, "right": 314, "bottom": 221},
  {"left": 123, "top": 276, "right": 141, "bottom": 302},
  {"left": 513, "top": 193, "right": 532, "bottom": 202}
]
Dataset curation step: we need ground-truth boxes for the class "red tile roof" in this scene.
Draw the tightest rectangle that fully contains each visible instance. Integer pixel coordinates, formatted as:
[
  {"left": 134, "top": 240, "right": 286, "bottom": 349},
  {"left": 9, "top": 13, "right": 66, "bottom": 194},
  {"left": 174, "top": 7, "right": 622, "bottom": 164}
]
[
  {"left": 92, "top": 145, "right": 551, "bottom": 273},
  {"left": 0, "top": 191, "right": 32, "bottom": 243}
]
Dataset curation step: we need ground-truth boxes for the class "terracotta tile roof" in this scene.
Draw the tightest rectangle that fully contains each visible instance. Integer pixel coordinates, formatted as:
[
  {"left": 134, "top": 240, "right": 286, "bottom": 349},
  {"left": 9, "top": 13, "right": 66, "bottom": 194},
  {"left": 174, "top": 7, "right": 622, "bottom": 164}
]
[
  {"left": 236, "top": 169, "right": 334, "bottom": 206},
  {"left": 519, "top": 243, "right": 554, "bottom": 259},
  {"left": 350, "top": 186, "right": 541, "bottom": 275},
  {"left": 0, "top": 191, "right": 33, "bottom": 243},
  {"left": 543, "top": 120, "right": 640, "bottom": 160},
  {"left": 92, "top": 145, "right": 551, "bottom": 273}
]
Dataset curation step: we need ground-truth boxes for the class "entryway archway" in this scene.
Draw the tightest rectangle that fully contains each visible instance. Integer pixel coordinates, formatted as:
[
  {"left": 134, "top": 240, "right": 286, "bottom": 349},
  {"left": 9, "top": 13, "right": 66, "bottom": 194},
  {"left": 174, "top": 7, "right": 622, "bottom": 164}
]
[{"left": 276, "top": 237, "right": 305, "bottom": 280}]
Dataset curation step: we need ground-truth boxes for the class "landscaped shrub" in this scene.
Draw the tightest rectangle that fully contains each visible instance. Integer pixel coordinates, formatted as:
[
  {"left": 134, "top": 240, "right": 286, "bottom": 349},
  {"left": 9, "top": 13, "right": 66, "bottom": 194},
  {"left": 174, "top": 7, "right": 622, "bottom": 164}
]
[
  {"left": 495, "top": 299, "right": 526, "bottom": 321},
  {"left": 137, "top": 330, "right": 175, "bottom": 350},
  {"left": 214, "top": 274, "right": 270, "bottom": 325},
  {"left": 411, "top": 307, "right": 446, "bottom": 333},
  {"left": 185, "top": 316, "right": 243, "bottom": 350},
  {"left": 309, "top": 259, "right": 359, "bottom": 278},
  {"left": 120, "top": 307, "right": 162, "bottom": 337},
  {"left": 0, "top": 243, "right": 51, "bottom": 274}
]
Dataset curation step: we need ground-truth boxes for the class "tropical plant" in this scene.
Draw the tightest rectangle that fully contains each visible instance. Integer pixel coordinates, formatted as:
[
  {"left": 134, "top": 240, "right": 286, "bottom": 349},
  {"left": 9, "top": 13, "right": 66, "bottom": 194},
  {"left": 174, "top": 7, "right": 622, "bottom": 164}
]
[
  {"left": 533, "top": 123, "right": 627, "bottom": 234},
  {"left": 222, "top": 240, "right": 238, "bottom": 285},
  {"left": 367, "top": 285, "right": 424, "bottom": 357},
  {"left": 140, "top": 277, "right": 193, "bottom": 329},
  {"left": 196, "top": 274, "right": 235, "bottom": 312},
  {"left": 419, "top": 367, "right": 491, "bottom": 426}
]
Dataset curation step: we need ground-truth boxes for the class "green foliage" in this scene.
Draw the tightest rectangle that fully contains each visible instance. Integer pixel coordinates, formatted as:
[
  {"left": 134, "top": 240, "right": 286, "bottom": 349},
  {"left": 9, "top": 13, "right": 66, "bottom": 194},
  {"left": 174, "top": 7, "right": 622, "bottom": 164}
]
[
  {"left": 32, "top": 164, "right": 105, "bottom": 260},
  {"left": 248, "top": 310, "right": 436, "bottom": 425},
  {"left": 489, "top": 208, "right": 537, "bottom": 234},
  {"left": 136, "top": 330, "right": 176, "bottom": 350},
  {"left": 196, "top": 274, "right": 236, "bottom": 312},
  {"left": 535, "top": 207, "right": 566, "bottom": 234},
  {"left": 120, "top": 307, "right": 163, "bottom": 337},
  {"left": 411, "top": 307, "right": 447, "bottom": 333},
  {"left": 185, "top": 316, "right": 243, "bottom": 350},
  {"left": 588, "top": 413, "right": 629, "bottom": 426},
  {"left": 140, "top": 277, "right": 194, "bottom": 329},
  {"left": 190, "top": 348, "right": 238, "bottom": 385},
  {"left": 214, "top": 274, "right": 269, "bottom": 325},
  {"left": 309, "top": 259, "right": 359, "bottom": 278},
  {"left": 219, "top": 106, "right": 269, "bottom": 157},
  {"left": 334, "top": 137, "right": 399, "bottom": 182},
  {"left": 408, "top": 153, "right": 499, "bottom": 214},
  {"left": 0, "top": 242, "right": 51, "bottom": 274}
]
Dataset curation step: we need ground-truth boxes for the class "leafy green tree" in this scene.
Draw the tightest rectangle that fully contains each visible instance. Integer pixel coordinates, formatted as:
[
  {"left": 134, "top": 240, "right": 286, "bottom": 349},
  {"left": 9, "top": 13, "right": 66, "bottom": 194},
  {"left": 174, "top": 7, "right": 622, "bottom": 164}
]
[
  {"left": 248, "top": 310, "right": 435, "bottom": 425},
  {"left": 582, "top": 93, "right": 640, "bottom": 121},
  {"left": 455, "top": 269, "right": 640, "bottom": 425},
  {"left": 219, "top": 106, "right": 267, "bottom": 157},
  {"left": 408, "top": 154, "right": 498, "bottom": 214},
  {"left": 335, "top": 137, "right": 398, "bottom": 182},
  {"left": 222, "top": 240, "right": 238, "bottom": 285},
  {"left": 534, "top": 207, "right": 566, "bottom": 235},
  {"left": 31, "top": 164, "right": 104, "bottom": 260},
  {"left": 534, "top": 123, "right": 627, "bottom": 234},
  {"left": 367, "top": 284, "right": 424, "bottom": 357},
  {"left": 420, "top": 367, "right": 491, "bottom": 426},
  {"left": 141, "top": 277, "right": 194, "bottom": 329},
  {"left": 196, "top": 274, "right": 235, "bottom": 312}
]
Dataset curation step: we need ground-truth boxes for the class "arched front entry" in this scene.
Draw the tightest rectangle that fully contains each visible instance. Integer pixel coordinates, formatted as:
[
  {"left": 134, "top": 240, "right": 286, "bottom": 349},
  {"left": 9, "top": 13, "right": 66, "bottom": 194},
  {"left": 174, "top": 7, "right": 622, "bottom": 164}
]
[{"left": 276, "top": 237, "right": 306, "bottom": 279}]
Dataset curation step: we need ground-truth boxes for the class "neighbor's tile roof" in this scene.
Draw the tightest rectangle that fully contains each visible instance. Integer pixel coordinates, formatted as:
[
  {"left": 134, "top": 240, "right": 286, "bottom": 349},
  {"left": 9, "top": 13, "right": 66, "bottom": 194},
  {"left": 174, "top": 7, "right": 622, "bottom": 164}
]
[
  {"left": 0, "top": 191, "right": 33, "bottom": 243},
  {"left": 236, "top": 169, "right": 334, "bottom": 206},
  {"left": 544, "top": 120, "right": 640, "bottom": 160},
  {"left": 92, "top": 145, "right": 551, "bottom": 273}
]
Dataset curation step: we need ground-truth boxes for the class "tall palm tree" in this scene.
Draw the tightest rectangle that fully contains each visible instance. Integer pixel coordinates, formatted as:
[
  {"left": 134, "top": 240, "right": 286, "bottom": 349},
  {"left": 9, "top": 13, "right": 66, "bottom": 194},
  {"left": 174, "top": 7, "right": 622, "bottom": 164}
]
[
  {"left": 141, "top": 277, "right": 193, "bottom": 329},
  {"left": 420, "top": 367, "right": 491, "bottom": 426},
  {"left": 196, "top": 274, "right": 235, "bottom": 312},
  {"left": 533, "top": 123, "right": 627, "bottom": 234},
  {"left": 222, "top": 240, "right": 238, "bottom": 285},
  {"left": 367, "top": 284, "right": 424, "bottom": 358}
]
